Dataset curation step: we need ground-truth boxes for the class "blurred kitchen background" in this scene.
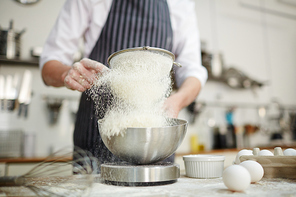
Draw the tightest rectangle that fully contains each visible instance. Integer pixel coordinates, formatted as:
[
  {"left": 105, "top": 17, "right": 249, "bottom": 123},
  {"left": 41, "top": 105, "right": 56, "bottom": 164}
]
[{"left": 0, "top": 0, "right": 295, "bottom": 161}]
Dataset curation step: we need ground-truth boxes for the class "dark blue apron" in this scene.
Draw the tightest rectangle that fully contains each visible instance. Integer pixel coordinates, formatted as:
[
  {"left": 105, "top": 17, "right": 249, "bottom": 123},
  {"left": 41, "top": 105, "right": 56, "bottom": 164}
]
[{"left": 73, "top": 0, "right": 173, "bottom": 170}]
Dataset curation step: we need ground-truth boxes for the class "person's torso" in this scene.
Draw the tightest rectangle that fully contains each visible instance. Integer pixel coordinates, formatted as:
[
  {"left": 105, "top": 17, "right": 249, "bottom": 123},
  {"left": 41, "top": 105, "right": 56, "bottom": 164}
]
[{"left": 88, "top": 0, "right": 173, "bottom": 66}]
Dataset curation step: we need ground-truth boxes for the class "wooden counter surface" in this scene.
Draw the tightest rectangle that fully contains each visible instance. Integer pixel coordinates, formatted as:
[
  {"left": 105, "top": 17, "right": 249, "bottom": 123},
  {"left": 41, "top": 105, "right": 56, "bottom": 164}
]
[
  {"left": 176, "top": 145, "right": 296, "bottom": 157},
  {"left": 1, "top": 145, "right": 295, "bottom": 163},
  {"left": 0, "top": 157, "right": 72, "bottom": 163}
]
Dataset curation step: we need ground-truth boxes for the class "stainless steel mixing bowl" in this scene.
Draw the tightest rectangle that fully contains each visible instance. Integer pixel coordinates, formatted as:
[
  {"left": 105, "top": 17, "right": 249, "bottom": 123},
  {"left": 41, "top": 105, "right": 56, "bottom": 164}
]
[{"left": 98, "top": 118, "right": 188, "bottom": 164}]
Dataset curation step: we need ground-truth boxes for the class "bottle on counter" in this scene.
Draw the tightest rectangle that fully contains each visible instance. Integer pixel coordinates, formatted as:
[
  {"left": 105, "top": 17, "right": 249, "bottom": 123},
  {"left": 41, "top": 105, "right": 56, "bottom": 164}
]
[{"left": 225, "top": 108, "right": 236, "bottom": 149}]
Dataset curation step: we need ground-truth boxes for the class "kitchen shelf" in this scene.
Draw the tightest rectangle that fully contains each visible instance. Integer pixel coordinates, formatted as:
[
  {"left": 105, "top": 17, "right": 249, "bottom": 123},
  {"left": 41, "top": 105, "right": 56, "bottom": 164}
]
[
  {"left": 0, "top": 56, "right": 39, "bottom": 66},
  {"left": 198, "top": 100, "right": 296, "bottom": 110}
]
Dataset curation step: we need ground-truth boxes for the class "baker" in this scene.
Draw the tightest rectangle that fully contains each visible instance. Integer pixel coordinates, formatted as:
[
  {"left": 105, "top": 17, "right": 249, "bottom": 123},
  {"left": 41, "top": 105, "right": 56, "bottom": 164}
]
[{"left": 40, "top": 0, "right": 208, "bottom": 169}]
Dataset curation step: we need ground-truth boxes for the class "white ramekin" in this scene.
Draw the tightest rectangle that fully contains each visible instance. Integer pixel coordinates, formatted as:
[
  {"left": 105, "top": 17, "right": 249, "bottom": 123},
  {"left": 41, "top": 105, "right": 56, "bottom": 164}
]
[{"left": 183, "top": 154, "right": 225, "bottom": 179}]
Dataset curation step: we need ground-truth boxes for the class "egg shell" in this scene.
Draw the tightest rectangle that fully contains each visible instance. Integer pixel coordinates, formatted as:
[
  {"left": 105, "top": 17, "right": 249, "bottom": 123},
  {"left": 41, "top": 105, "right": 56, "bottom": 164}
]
[
  {"left": 222, "top": 165, "right": 251, "bottom": 192},
  {"left": 240, "top": 160, "right": 264, "bottom": 183},
  {"left": 235, "top": 149, "right": 253, "bottom": 164},
  {"left": 283, "top": 148, "right": 296, "bottom": 156},
  {"left": 258, "top": 150, "right": 274, "bottom": 156}
]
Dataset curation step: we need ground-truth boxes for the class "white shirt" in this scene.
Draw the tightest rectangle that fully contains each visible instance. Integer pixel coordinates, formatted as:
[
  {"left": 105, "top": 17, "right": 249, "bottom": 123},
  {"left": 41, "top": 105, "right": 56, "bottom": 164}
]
[{"left": 40, "top": 0, "right": 208, "bottom": 87}]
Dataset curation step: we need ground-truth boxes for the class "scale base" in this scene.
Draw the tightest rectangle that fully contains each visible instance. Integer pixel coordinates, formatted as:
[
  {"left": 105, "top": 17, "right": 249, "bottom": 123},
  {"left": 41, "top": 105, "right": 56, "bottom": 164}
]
[
  {"left": 101, "top": 162, "right": 180, "bottom": 186},
  {"left": 103, "top": 180, "right": 177, "bottom": 187}
]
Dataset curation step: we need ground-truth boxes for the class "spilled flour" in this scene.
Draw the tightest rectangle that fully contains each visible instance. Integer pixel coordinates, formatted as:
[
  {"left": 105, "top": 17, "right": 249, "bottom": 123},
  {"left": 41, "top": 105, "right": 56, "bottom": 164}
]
[{"left": 89, "top": 50, "right": 174, "bottom": 137}]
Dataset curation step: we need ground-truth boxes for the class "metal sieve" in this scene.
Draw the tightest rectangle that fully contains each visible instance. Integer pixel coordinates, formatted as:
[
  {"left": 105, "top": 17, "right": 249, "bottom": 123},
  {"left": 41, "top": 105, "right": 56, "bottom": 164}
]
[{"left": 107, "top": 46, "right": 182, "bottom": 68}]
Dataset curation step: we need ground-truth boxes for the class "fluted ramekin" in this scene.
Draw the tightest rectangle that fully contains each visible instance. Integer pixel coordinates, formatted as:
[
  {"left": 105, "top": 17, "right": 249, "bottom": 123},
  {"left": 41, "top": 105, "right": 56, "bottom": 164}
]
[{"left": 183, "top": 155, "right": 225, "bottom": 178}]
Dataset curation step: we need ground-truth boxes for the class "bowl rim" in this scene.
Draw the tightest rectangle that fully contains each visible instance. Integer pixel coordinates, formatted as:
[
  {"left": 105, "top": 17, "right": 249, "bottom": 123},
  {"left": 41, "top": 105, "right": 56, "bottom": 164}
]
[{"left": 98, "top": 118, "right": 188, "bottom": 130}]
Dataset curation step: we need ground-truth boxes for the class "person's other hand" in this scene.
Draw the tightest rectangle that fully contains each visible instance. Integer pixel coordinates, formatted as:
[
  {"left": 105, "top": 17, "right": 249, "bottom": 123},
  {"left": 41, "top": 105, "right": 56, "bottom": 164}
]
[
  {"left": 163, "top": 94, "right": 182, "bottom": 118},
  {"left": 63, "top": 58, "right": 108, "bottom": 92}
]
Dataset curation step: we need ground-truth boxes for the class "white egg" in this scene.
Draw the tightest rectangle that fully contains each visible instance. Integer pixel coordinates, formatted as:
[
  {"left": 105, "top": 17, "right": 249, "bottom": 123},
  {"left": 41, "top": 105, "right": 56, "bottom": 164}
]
[
  {"left": 235, "top": 149, "right": 253, "bottom": 164},
  {"left": 239, "top": 160, "right": 264, "bottom": 183},
  {"left": 258, "top": 150, "right": 274, "bottom": 156},
  {"left": 283, "top": 148, "right": 296, "bottom": 156},
  {"left": 222, "top": 165, "right": 251, "bottom": 192}
]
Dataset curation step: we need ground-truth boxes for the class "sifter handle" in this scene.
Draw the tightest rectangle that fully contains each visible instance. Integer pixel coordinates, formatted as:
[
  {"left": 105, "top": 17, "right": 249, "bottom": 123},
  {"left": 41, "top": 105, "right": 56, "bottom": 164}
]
[{"left": 173, "top": 62, "right": 182, "bottom": 67}]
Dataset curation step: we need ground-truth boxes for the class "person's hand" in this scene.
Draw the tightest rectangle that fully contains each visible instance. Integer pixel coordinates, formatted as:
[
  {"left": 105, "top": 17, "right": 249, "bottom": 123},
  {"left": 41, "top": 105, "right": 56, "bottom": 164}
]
[
  {"left": 163, "top": 77, "right": 201, "bottom": 118},
  {"left": 63, "top": 58, "right": 108, "bottom": 92},
  {"left": 163, "top": 94, "right": 182, "bottom": 118}
]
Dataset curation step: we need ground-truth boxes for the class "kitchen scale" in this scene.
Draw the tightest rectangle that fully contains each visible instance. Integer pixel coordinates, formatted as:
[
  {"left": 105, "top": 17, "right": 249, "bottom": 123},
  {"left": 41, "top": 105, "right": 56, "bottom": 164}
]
[{"left": 101, "top": 162, "right": 180, "bottom": 186}]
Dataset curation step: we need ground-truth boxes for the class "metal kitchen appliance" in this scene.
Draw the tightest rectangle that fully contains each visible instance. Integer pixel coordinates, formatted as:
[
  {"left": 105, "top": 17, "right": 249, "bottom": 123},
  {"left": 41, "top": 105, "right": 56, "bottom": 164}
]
[
  {"left": 0, "top": 20, "right": 26, "bottom": 59},
  {"left": 14, "top": 0, "right": 41, "bottom": 5},
  {"left": 99, "top": 118, "right": 188, "bottom": 186}
]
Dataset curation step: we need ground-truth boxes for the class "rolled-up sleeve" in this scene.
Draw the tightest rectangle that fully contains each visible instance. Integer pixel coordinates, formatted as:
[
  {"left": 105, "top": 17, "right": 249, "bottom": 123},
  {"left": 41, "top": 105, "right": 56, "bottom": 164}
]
[
  {"left": 40, "top": 0, "right": 91, "bottom": 69},
  {"left": 169, "top": 0, "right": 208, "bottom": 88}
]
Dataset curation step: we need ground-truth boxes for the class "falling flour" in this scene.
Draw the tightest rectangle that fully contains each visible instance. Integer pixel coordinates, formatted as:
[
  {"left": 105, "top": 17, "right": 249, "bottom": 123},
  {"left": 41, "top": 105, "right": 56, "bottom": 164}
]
[{"left": 90, "top": 51, "right": 174, "bottom": 137}]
